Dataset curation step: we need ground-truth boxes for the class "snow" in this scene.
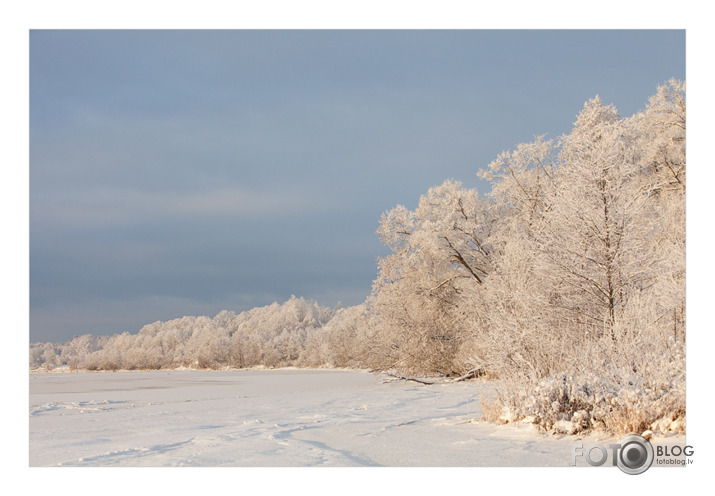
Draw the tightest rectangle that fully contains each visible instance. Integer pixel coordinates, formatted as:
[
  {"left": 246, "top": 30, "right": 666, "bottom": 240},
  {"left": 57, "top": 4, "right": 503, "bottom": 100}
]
[{"left": 29, "top": 368, "right": 685, "bottom": 468}]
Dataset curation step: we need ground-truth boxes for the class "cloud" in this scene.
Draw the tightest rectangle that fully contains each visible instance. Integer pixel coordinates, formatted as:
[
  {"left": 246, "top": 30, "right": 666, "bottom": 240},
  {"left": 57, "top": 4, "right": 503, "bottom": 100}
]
[{"left": 33, "top": 184, "right": 328, "bottom": 228}]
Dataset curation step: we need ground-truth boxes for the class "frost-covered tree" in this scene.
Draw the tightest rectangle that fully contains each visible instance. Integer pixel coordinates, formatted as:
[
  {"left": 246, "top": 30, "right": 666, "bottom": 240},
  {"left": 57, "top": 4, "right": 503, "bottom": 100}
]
[
  {"left": 30, "top": 342, "right": 61, "bottom": 370},
  {"left": 539, "top": 97, "right": 656, "bottom": 342},
  {"left": 474, "top": 83, "right": 685, "bottom": 434},
  {"left": 372, "top": 180, "right": 494, "bottom": 374},
  {"left": 474, "top": 136, "right": 560, "bottom": 378},
  {"left": 631, "top": 79, "right": 686, "bottom": 340}
]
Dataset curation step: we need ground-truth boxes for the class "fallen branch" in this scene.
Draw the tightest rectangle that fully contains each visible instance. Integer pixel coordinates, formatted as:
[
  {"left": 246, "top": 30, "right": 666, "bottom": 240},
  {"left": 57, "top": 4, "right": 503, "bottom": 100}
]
[
  {"left": 384, "top": 368, "right": 482, "bottom": 385},
  {"left": 451, "top": 368, "right": 482, "bottom": 382},
  {"left": 384, "top": 373, "right": 438, "bottom": 385}
]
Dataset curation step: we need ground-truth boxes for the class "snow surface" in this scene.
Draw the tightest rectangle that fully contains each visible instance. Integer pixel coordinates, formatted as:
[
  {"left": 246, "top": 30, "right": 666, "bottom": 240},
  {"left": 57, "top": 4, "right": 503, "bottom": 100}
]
[{"left": 29, "top": 368, "right": 685, "bottom": 467}]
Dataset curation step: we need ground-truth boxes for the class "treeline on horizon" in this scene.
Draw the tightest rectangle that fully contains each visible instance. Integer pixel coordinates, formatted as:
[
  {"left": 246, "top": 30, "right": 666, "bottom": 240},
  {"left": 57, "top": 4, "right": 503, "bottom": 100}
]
[{"left": 31, "top": 80, "right": 685, "bottom": 437}]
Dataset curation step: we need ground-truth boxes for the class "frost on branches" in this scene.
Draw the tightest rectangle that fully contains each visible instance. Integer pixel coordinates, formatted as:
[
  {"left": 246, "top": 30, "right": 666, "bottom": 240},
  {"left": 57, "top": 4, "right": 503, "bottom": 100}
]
[
  {"left": 31, "top": 81, "right": 685, "bottom": 436},
  {"left": 371, "top": 80, "right": 685, "bottom": 434}
]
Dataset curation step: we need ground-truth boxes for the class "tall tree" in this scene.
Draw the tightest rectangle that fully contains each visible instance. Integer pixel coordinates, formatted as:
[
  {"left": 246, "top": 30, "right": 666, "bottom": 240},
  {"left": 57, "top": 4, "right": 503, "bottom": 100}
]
[
  {"left": 539, "top": 96, "right": 657, "bottom": 342},
  {"left": 372, "top": 180, "right": 493, "bottom": 374}
]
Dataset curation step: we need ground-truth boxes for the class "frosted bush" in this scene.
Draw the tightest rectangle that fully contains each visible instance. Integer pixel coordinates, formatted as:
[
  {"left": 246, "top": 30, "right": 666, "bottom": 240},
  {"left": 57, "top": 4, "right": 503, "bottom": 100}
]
[{"left": 482, "top": 354, "right": 685, "bottom": 436}]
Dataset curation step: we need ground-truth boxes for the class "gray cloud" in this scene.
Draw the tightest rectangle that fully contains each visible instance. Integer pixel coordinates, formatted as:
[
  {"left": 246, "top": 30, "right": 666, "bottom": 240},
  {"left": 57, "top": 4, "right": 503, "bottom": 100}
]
[{"left": 34, "top": 185, "right": 328, "bottom": 227}]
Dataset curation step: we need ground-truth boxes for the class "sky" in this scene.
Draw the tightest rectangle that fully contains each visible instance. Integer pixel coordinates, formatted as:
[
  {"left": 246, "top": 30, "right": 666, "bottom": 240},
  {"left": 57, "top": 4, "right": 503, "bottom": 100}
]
[{"left": 29, "top": 29, "right": 685, "bottom": 342}]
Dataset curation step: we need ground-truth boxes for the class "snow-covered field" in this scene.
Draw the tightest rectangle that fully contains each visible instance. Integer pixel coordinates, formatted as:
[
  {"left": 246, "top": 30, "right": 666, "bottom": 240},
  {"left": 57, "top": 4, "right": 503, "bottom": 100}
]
[{"left": 30, "top": 368, "right": 684, "bottom": 467}]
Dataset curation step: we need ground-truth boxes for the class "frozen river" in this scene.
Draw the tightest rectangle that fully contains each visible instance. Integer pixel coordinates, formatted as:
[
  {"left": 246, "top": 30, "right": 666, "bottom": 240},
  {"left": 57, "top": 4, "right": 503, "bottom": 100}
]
[{"left": 29, "top": 368, "right": 682, "bottom": 467}]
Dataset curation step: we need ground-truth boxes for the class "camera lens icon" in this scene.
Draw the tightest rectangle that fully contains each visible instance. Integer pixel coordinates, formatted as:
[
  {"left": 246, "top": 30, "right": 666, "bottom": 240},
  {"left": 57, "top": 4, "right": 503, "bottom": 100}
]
[{"left": 616, "top": 434, "right": 654, "bottom": 475}]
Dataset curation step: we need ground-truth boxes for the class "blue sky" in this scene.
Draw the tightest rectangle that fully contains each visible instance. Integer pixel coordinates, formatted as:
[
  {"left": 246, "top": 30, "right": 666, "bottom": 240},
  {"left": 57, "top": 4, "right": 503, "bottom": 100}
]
[{"left": 30, "top": 30, "right": 685, "bottom": 342}]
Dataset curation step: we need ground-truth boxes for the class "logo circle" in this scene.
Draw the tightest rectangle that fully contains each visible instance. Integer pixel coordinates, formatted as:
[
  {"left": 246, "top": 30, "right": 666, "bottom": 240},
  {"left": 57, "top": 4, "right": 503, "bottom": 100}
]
[{"left": 616, "top": 434, "right": 654, "bottom": 475}]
